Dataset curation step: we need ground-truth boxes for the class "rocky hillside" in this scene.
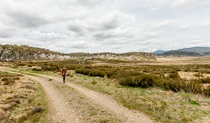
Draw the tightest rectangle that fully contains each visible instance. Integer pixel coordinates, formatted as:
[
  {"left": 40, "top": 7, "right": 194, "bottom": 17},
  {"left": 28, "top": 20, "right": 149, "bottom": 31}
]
[
  {"left": 0, "top": 44, "right": 69, "bottom": 61},
  {"left": 68, "top": 52, "right": 156, "bottom": 60},
  {"left": 0, "top": 44, "right": 156, "bottom": 61}
]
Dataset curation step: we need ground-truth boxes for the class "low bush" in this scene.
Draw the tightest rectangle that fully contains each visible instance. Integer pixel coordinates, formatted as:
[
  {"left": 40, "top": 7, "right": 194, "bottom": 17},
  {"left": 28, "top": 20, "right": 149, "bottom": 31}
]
[
  {"left": 75, "top": 69, "right": 106, "bottom": 77},
  {"left": 193, "top": 72, "right": 204, "bottom": 78},
  {"left": 168, "top": 71, "right": 180, "bottom": 79},
  {"left": 200, "top": 77, "right": 210, "bottom": 83},
  {"left": 182, "top": 80, "right": 202, "bottom": 94},
  {"left": 155, "top": 79, "right": 202, "bottom": 94},
  {"left": 31, "top": 107, "right": 44, "bottom": 114},
  {"left": 119, "top": 74, "right": 155, "bottom": 88},
  {"left": 203, "top": 85, "right": 210, "bottom": 97},
  {"left": 65, "top": 64, "right": 83, "bottom": 70},
  {"left": 1, "top": 77, "right": 18, "bottom": 85}
]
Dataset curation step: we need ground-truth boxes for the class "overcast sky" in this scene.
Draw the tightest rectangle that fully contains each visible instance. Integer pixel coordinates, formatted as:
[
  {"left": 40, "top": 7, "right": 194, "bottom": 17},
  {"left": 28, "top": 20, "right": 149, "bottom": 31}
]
[{"left": 0, "top": 0, "right": 210, "bottom": 53}]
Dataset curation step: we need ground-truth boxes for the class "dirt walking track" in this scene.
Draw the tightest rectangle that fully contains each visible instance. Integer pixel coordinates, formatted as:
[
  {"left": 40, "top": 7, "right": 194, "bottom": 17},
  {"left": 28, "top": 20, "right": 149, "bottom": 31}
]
[{"left": 0, "top": 67, "right": 153, "bottom": 123}]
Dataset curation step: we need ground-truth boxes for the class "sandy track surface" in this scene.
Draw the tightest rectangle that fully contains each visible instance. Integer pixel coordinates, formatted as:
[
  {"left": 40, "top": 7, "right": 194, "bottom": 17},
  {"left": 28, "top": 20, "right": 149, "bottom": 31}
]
[
  {"left": 28, "top": 76, "right": 81, "bottom": 123},
  {"left": 38, "top": 74, "right": 153, "bottom": 123}
]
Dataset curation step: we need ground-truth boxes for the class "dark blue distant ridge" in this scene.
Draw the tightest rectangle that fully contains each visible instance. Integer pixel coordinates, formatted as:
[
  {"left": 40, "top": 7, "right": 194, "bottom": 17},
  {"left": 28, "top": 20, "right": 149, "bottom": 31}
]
[{"left": 153, "top": 46, "right": 210, "bottom": 56}]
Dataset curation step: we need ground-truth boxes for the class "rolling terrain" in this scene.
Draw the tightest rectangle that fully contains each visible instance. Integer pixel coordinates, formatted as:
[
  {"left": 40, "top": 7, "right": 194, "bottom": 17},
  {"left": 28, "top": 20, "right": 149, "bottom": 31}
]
[{"left": 1, "top": 45, "right": 210, "bottom": 123}]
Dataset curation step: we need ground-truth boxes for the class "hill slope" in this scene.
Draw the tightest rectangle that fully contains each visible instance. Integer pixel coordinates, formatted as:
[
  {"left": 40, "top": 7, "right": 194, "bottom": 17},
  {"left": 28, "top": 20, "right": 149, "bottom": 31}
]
[
  {"left": 153, "top": 46, "right": 210, "bottom": 56},
  {"left": 179, "top": 47, "right": 210, "bottom": 55},
  {"left": 0, "top": 44, "right": 156, "bottom": 61},
  {"left": 0, "top": 44, "right": 68, "bottom": 61}
]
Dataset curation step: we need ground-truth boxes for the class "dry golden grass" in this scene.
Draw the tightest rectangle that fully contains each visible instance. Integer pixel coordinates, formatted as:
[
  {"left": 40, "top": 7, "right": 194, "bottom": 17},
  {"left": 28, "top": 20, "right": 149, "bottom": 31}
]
[{"left": 0, "top": 72, "right": 48, "bottom": 123}]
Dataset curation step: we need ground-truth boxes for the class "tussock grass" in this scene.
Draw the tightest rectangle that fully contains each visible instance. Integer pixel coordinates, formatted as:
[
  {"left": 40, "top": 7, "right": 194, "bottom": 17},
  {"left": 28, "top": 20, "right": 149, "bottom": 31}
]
[
  {"left": 194, "top": 72, "right": 204, "bottom": 78},
  {"left": 0, "top": 72, "right": 49, "bottom": 123},
  {"left": 203, "top": 85, "right": 210, "bottom": 97},
  {"left": 200, "top": 77, "right": 210, "bottom": 84}
]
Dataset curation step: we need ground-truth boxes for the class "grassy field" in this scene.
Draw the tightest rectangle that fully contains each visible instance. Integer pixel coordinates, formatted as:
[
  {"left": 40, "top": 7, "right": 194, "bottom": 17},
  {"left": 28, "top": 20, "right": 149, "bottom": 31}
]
[
  {"left": 55, "top": 71, "right": 210, "bottom": 123},
  {"left": 0, "top": 71, "right": 49, "bottom": 123},
  {"left": 4, "top": 57, "right": 210, "bottom": 122}
]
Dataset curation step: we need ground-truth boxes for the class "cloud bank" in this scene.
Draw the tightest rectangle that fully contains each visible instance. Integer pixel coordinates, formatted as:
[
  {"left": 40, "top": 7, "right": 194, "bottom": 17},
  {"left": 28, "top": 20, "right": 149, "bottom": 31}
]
[{"left": 0, "top": 0, "right": 209, "bottom": 53}]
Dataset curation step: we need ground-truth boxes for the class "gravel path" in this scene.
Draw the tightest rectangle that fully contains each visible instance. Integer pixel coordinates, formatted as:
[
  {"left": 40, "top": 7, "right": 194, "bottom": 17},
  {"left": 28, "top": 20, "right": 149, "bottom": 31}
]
[
  {"left": 30, "top": 76, "right": 81, "bottom": 123},
  {"left": 39, "top": 74, "right": 153, "bottom": 123}
]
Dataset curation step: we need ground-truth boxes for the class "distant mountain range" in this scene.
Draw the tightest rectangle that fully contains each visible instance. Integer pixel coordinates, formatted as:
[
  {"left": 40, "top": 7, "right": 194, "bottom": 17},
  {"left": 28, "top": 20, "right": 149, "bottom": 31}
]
[{"left": 153, "top": 47, "right": 210, "bottom": 56}]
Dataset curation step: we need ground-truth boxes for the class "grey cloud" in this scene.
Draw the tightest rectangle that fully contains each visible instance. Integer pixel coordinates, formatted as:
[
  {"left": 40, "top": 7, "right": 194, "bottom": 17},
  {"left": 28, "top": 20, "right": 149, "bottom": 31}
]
[
  {"left": 102, "top": 22, "right": 118, "bottom": 30},
  {"left": 6, "top": 10, "right": 48, "bottom": 28},
  {"left": 0, "top": 30, "right": 13, "bottom": 38},
  {"left": 0, "top": 22, "right": 15, "bottom": 38},
  {"left": 101, "top": 19, "right": 119, "bottom": 30},
  {"left": 93, "top": 33, "right": 116, "bottom": 40},
  {"left": 71, "top": 45, "right": 89, "bottom": 49},
  {"left": 68, "top": 24, "right": 85, "bottom": 36},
  {"left": 77, "top": 0, "right": 109, "bottom": 7},
  {"left": 0, "top": 33, "right": 12, "bottom": 38},
  {"left": 69, "top": 25, "right": 82, "bottom": 33}
]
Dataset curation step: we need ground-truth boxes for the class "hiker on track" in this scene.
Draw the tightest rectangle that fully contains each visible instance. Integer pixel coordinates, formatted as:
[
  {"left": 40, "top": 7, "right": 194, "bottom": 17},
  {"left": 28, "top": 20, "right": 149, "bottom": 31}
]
[{"left": 61, "top": 67, "right": 68, "bottom": 83}]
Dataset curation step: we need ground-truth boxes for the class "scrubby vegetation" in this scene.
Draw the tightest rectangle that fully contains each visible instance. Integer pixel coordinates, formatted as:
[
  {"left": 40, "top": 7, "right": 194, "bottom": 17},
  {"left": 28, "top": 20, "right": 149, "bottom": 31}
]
[
  {"left": 73, "top": 64, "right": 210, "bottom": 97},
  {"left": 64, "top": 71, "right": 210, "bottom": 123},
  {"left": 12, "top": 59, "right": 210, "bottom": 97}
]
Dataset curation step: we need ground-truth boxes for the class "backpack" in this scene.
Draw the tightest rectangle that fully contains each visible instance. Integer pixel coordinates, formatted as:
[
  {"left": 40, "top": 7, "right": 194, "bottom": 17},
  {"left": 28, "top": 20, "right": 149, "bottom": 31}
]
[{"left": 61, "top": 69, "right": 67, "bottom": 76}]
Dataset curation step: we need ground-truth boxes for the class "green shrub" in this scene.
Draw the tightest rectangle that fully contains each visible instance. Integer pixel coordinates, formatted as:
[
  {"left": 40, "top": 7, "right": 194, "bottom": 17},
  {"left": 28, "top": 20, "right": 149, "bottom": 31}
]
[
  {"left": 203, "top": 85, "right": 210, "bottom": 97},
  {"left": 193, "top": 72, "right": 203, "bottom": 77},
  {"left": 200, "top": 77, "right": 210, "bottom": 83},
  {"left": 76, "top": 69, "right": 106, "bottom": 77},
  {"left": 168, "top": 71, "right": 180, "bottom": 79},
  {"left": 182, "top": 80, "right": 202, "bottom": 94},
  {"left": 75, "top": 69, "right": 83, "bottom": 74},
  {"left": 156, "top": 79, "right": 202, "bottom": 94},
  {"left": 189, "top": 100, "right": 200, "bottom": 106},
  {"left": 65, "top": 64, "right": 83, "bottom": 70},
  {"left": 32, "top": 68, "right": 42, "bottom": 71},
  {"left": 74, "top": 65, "right": 209, "bottom": 97},
  {"left": 119, "top": 74, "right": 155, "bottom": 88},
  {"left": 1, "top": 77, "right": 16, "bottom": 85},
  {"left": 167, "top": 80, "right": 183, "bottom": 92},
  {"left": 28, "top": 65, "right": 33, "bottom": 67},
  {"left": 31, "top": 107, "right": 43, "bottom": 114}
]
